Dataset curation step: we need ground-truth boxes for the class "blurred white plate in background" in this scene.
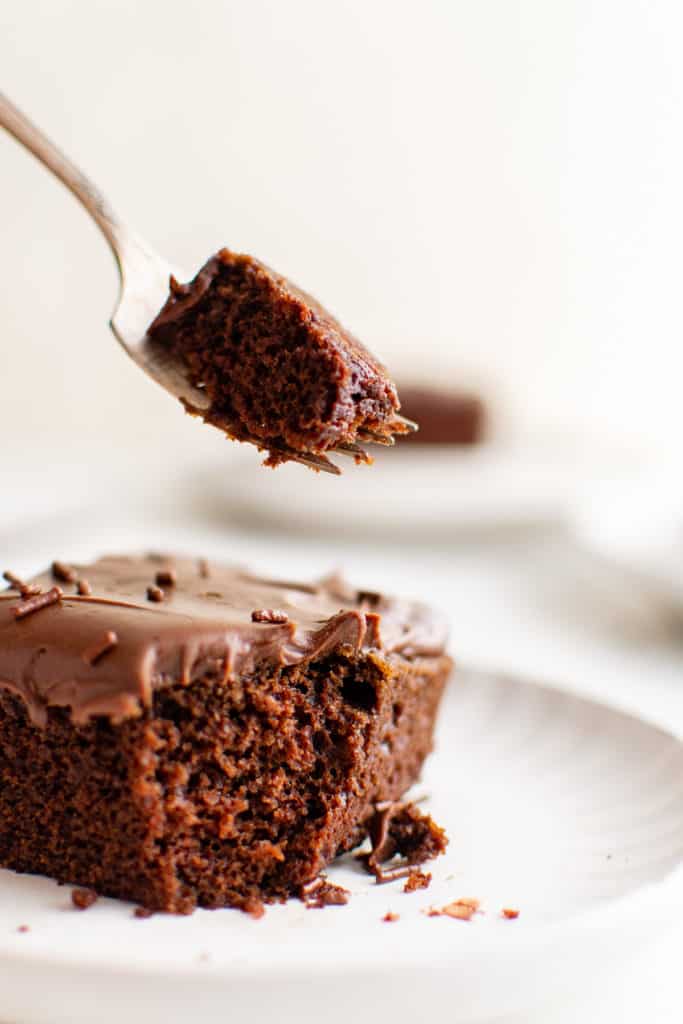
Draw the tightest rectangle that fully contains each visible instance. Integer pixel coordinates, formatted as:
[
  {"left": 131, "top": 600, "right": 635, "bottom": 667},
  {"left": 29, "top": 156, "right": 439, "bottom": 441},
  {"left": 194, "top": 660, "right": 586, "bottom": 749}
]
[
  {"left": 2, "top": 435, "right": 635, "bottom": 546},
  {"left": 208, "top": 440, "right": 635, "bottom": 537},
  {"left": 0, "top": 669, "right": 682, "bottom": 1024},
  {"left": 572, "top": 472, "right": 683, "bottom": 616}
]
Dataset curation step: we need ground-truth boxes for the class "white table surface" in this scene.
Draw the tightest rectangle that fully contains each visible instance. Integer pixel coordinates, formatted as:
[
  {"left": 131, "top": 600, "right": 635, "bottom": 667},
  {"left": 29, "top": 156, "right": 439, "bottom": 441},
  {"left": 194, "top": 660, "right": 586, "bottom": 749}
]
[{"left": 2, "top": 442, "right": 683, "bottom": 1023}]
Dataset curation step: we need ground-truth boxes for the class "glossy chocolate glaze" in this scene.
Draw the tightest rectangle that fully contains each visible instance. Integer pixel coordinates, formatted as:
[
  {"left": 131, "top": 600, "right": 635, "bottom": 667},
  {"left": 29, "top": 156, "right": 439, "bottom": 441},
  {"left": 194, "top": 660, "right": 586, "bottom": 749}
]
[{"left": 0, "top": 555, "right": 448, "bottom": 727}]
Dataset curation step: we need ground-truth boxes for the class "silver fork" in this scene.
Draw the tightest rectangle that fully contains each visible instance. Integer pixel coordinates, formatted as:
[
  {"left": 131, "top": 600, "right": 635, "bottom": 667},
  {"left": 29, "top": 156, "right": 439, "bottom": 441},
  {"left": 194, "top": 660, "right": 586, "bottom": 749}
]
[{"left": 0, "top": 91, "right": 416, "bottom": 475}]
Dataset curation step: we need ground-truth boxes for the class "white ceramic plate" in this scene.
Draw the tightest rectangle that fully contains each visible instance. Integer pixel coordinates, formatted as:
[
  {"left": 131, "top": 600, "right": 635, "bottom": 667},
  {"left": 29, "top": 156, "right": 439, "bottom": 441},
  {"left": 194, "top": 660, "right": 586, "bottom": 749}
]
[{"left": 1, "top": 669, "right": 682, "bottom": 1024}]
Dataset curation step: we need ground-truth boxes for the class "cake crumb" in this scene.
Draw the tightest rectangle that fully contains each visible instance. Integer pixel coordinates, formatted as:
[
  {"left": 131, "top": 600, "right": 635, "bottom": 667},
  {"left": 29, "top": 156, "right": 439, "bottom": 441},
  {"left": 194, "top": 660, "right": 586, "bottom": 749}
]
[
  {"left": 299, "top": 875, "right": 350, "bottom": 909},
  {"left": 429, "top": 898, "right": 480, "bottom": 921},
  {"left": 71, "top": 888, "right": 98, "bottom": 911},
  {"left": 17, "top": 924, "right": 30, "bottom": 933},
  {"left": 359, "top": 801, "right": 447, "bottom": 883},
  {"left": 404, "top": 870, "right": 431, "bottom": 893},
  {"left": 502, "top": 907, "right": 519, "bottom": 920},
  {"left": 244, "top": 898, "right": 265, "bottom": 919},
  {"left": 382, "top": 911, "right": 400, "bottom": 922},
  {"left": 134, "top": 906, "right": 154, "bottom": 919},
  {"left": 146, "top": 585, "right": 164, "bottom": 603}
]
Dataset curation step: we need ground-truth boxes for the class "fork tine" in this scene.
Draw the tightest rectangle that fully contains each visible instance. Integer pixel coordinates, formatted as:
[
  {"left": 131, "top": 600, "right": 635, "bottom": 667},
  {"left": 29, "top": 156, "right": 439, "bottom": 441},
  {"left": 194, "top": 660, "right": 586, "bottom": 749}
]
[
  {"left": 333, "top": 441, "right": 372, "bottom": 463},
  {"left": 392, "top": 414, "right": 419, "bottom": 433},
  {"left": 288, "top": 451, "right": 342, "bottom": 475},
  {"left": 357, "top": 429, "right": 395, "bottom": 446}
]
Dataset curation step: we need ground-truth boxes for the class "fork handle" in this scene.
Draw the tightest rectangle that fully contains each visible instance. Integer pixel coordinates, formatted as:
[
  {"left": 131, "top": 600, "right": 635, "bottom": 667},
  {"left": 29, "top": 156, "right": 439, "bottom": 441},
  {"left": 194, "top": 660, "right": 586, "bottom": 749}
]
[{"left": 0, "top": 90, "right": 147, "bottom": 274}]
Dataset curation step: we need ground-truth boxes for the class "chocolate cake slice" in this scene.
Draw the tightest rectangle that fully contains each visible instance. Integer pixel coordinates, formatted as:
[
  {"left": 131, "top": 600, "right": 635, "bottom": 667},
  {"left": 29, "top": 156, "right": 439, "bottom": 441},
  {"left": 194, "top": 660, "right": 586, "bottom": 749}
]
[
  {"left": 0, "top": 556, "right": 451, "bottom": 914},
  {"left": 147, "top": 250, "right": 414, "bottom": 473},
  {"left": 396, "top": 386, "right": 486, "bottom": 446}
]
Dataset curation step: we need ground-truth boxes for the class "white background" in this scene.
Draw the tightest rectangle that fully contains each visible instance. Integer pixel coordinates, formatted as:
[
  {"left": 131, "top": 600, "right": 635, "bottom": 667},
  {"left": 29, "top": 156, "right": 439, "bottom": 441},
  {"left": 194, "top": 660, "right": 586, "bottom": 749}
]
[{"left": 2, "top": 0, "right": 683, "bottom": 454}]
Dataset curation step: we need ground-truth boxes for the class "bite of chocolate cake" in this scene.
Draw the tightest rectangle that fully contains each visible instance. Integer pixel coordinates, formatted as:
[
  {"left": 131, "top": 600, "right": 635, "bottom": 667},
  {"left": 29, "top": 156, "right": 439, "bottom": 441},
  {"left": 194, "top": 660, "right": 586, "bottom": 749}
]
[{"left": 148, "top": 250, "right": 415, "bottom": 473}]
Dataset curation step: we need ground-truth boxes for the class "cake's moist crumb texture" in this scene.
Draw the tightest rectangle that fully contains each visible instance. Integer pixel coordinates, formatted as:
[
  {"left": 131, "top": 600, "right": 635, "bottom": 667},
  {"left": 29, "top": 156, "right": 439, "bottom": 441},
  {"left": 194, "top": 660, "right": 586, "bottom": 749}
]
[
  {"left": 147, "top": 250, "right": 409, "bottom": 466},
  {"left": 0, "top": 555, "right": 451, "bottom": 914}
]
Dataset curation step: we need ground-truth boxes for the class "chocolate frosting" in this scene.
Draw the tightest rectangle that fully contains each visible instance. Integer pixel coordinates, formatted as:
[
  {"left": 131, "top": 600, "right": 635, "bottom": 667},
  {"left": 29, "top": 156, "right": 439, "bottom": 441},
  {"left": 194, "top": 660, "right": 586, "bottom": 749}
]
[{"left": 0, "top": 555, "right": 448, "bottom": 727}]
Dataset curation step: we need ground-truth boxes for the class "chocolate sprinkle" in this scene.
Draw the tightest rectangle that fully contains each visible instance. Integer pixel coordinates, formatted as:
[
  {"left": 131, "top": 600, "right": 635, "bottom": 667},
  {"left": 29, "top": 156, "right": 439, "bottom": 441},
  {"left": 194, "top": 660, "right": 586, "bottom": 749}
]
[
  {"left": 13, "top": 587, "right": 62, "bottom": 621},
  {"left": 155, "top": 569, "right": 177, "bottom": 587},
  {"left": 146, "top": 585, "right": 164, "bottom": 603},
  {"left": 251, "top": 609, "right": 289, "bottom": 624},
  {"left": 82, "top": 631, "right": 118, "bottom": 666},
  {"left": 2, "top": 571, "right": 41, "bottom": 599},
  {"left": 52, "top": 561, "right": 77, "bottom": 583}
]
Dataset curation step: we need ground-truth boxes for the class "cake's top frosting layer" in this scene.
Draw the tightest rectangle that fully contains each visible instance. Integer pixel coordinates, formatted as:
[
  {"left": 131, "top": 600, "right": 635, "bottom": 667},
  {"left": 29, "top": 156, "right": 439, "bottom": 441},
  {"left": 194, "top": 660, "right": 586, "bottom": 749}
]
[{"left": 0, "top": 555, "right": 448, "bottom": 726}]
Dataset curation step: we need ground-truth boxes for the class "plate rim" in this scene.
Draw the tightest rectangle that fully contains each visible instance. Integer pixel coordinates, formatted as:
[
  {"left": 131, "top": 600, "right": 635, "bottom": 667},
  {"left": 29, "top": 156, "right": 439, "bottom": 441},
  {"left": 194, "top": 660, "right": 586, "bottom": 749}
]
[{"left": 0, "top": 666, "right": 681, "bottom": 981}]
